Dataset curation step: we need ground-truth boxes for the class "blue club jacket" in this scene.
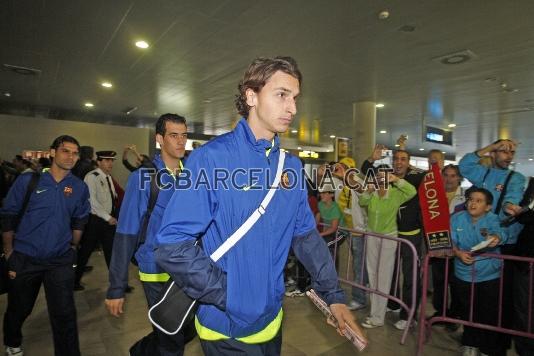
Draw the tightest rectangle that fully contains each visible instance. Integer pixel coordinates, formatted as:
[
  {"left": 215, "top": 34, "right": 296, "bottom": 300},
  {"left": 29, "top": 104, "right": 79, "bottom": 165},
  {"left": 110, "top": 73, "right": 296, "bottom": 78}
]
[
  {"left": 451, "top": 210, "right": 504, "bottom": 282},
  {"left": 459, "top": 152, "right": 526, "bottom": 244},
  {"left": 107, "top": 154, "right": 180, "bottom": 299},
  {"left": 0, "top": 171, "right": 90, "bottom": 259},
  {"left": 155, "top": 118, "right": 344, "bottom": 338}
]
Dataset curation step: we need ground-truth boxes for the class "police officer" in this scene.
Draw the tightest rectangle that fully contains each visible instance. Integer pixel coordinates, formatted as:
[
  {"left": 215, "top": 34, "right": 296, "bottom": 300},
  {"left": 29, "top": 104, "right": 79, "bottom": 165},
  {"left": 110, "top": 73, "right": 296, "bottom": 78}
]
[
  {"left": 1, "top": 135, "right": 90, "bottom": 356},
  {"left": 74, "top": 150, "right": 119, "bottom": 290}
]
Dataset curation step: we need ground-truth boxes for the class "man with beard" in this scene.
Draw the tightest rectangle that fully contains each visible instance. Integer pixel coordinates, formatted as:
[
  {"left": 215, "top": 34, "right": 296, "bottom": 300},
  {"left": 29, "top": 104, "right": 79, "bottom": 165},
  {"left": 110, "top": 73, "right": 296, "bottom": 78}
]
[{"left": 105, "top": 114, "right": 195, "bottom": 355}]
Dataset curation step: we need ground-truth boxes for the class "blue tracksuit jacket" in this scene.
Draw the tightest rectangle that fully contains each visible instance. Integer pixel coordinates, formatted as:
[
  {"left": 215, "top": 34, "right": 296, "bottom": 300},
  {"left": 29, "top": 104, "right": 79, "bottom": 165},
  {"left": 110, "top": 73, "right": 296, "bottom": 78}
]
[
  {"left": 459, "top": 152, "right": 526, "bottom": 244},
  {"left": 107, "top": 154, "right": 180, "bottom": 299},
  {"left": 451, "top": 210, "right": 504, "bottom": 282},
  {"left": 155, "top": 118, "right": 344, "bottom": 338},
  {"left": 0, "top": 171, "right": 90, "bottom": 259}
]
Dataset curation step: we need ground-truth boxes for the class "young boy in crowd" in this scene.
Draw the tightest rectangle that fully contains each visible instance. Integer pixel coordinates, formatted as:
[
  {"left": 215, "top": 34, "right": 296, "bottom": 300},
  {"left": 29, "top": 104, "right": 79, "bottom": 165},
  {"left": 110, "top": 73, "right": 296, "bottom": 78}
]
[
  {"left": 358, "top": 168, "right": 416, "bottom": 328},
  {"left": 315, "top": 183, "right": 344, "bottom": 267},
  {"left": 451, "top": 187, "right": 507, "bottom": 356}
]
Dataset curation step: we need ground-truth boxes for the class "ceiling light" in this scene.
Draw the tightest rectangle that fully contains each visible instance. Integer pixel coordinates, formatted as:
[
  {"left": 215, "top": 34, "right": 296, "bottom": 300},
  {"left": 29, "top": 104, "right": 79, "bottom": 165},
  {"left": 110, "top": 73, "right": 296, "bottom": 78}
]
[
  {"left": 101, "top": 82, "right": 113, "bottom": 88},
  {"left": 442, "top": 151, "right": 446, "bottom": 154},
  {"left": 84, "top": 102, "right": 94, "bottom": 108},
  {"left": 378, "top": 10, "right": 390, "bottom": 20},
  {"left": 291, "top": 129, "right": 298, "bottom": 134},
  {"left": 419, "top": 148, "right": 425, "bottom": 151},
  {"left": 432, "top": 49, "right": 477, "bottom": 65},
  {"left": 529, "top": 158, "right": 533, "bottom": 161},
  {"left": 297, "top": 146, "right": 302, "bottom": 150},
  {"left": 379, "top": 130, "right": 387, "bottom": 134},
  {"left": 395, "top": 144, "right": 400, "bottom": 147},
  {"left": 329, "top": 135, "right": 336, "bottom": 138},
  {"left": 448, "top": 123, "right": 456, "bottom": 128},
  {"left": 375, "top": 103, "right": 385, "bottom": 108},
  {"left": 135, "top": 40, "right": 149, "bottom": 49},
  {"left": 3, "top": 92, "right": 10, "bottom": 97}
]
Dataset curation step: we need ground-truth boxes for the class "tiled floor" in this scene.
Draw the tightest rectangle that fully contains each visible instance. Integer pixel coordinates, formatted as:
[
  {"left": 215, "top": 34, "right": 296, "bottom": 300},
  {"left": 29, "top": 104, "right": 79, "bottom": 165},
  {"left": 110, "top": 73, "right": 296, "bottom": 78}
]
[{"left": 0, "top": 252, "right": 519, "bottom": 355}]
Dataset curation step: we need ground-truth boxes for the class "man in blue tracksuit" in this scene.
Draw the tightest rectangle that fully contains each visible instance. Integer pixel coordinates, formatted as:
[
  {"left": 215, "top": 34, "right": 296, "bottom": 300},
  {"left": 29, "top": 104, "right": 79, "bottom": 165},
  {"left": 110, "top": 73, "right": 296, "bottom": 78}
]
[
  {"left": 459, "top": 138, "right": 526, "bottom": 351},
  {"left": 459, "top": 139, "right": 525, "bottom": 245},
  {"left": 1, "top": 135, "right": 90, "bottom": 356},
  {"left": 155, "top": 56, "right": 360, "bottom": 355},
  {"left": 105, "top": 114, "right": 195, "bottom": 355}
]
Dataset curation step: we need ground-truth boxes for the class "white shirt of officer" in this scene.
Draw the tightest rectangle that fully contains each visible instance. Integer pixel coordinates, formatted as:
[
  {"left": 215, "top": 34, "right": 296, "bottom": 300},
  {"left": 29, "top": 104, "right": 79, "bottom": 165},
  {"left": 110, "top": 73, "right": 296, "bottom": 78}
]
[{"left": 84, "top": 158, "right": 117, "bottom": 222}]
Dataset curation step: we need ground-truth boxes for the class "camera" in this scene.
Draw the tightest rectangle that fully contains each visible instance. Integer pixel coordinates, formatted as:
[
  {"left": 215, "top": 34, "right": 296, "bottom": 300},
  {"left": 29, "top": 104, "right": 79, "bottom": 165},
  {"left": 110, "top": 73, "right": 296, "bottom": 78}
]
[{"left": 381, "top": 149, "right": 392, "bottom": 158}]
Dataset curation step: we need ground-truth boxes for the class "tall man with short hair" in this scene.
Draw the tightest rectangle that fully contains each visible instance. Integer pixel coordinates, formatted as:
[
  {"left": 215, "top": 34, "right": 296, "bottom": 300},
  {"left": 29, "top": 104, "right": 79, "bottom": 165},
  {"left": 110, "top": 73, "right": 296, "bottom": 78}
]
[
  {"left": 155, "top": 57, "right": 361, "bottom": 355},
  {"left": 459, "top": 139, "right": 526, "bottom": 350},
  {"left": 105, "top": 114, "right": 195, "bottom": 355},
  {"left": 1, "top": 135, "right": 90, "bottom": 356}
]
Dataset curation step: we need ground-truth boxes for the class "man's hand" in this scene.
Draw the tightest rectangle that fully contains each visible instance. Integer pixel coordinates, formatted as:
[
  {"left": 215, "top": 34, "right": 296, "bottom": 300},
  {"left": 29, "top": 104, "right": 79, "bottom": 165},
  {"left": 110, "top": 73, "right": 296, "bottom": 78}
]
[
  {"left": 478, "top": 139, "right": 517, "bottom": 156},
  {"left": 3, "top": 248, "right": 13, "bottom": 260},
  {"left": 105, "top": 298, "right": 125, "bottom": 317},
  {"left": 369, "top": 144, "right": 387, "bottom": 163},
  {"left": 455, "top": 250, "right": 474, "bottom": 265},
  {"left": 504, "top": 203, "right": 523, "bottom": 216},
  {"left": 328, "top": 303, "right": 364, "bottom": 338},
  {"left": 108, "top": 217, "right": 118, "bottom": 226}
]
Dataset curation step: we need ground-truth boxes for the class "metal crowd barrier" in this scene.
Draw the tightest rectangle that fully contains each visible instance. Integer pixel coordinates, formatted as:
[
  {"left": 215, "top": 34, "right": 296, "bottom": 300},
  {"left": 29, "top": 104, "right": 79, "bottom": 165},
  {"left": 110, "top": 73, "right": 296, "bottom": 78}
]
[
  {"left": 417, "top": 252, "right": 534, "bottom": 355},
  {"left": 328, "top": 226, "right": 419, "bottom": 345}
]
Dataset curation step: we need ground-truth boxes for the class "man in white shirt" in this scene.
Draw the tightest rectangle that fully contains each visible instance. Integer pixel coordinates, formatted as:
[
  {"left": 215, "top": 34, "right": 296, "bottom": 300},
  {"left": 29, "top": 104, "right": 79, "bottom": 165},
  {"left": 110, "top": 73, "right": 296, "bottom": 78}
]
[{"left": 74, "top": 151, "right": 120, "bottom": 291}]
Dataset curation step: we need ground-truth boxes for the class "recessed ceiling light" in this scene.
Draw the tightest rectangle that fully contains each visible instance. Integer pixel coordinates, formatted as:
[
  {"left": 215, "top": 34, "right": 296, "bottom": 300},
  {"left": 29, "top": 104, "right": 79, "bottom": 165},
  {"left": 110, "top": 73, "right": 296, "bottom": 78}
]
[
  {"left": 394, "top": 144, "right": 400, "bottom": 147},
  {"left": 419, "top": 148, "right": 425, "bottom": 151},
  {"left": 101, "top": 82, "right": 113, "bottom": 88},
  {"left": 84, "top": 102, "right": 94, "bottom": 108},
  {"left": 3, "top": 92, "right": 11, "bottom": 97},
  {"left": 297, "top": 146, "right": 302, "bottom": 150},
  {"left": 448, "top": 123, "right": 456, "bottom": 128},
  {"left": 379, "top": 130, "right": 387, "bottom": 134},
  {"left": 375, "top": 103, "right": 385, "bottom": 108},
  {"left": 291, "top": 129, "right": 298, "bottom": 134},
  {"left": 135, "top": 40, "right": 149, "bottom": 49},
  {"left": 329, "top": 135, "right": 336, "bottom": 138},
  {"left": 442, "top": 151, "right": 446, "bottom": 154},
  {"left": 378, "top": 10, "right": 390, "bottom": 20},
  {"left": 529, "top": 158, "right": 533, "bottom": 161}
]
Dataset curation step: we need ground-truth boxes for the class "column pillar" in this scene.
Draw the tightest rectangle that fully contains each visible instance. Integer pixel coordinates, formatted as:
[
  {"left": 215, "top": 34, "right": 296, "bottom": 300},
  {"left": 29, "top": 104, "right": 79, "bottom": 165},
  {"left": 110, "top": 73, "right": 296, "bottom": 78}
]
[{"left": 352, "top": 101, "right": 376, "bottom": 168}]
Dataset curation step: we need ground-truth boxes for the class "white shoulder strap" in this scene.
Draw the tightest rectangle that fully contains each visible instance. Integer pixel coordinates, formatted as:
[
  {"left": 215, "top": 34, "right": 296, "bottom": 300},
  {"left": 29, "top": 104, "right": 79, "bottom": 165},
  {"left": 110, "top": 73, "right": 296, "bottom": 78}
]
[{"left": 209, "top": 150, "right": 286, "bottom": 262}]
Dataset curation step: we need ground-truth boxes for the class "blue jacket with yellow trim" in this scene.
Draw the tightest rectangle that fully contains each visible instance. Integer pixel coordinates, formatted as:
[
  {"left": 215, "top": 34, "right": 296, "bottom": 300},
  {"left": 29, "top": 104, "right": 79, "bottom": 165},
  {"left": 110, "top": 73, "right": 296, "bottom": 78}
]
[
  {"left": 155, "top": 118, "right": 345, "bottom": 339},
  {"left": 107, "top": 154, "right": 179, "bottom": 299},
  {"left": 0, "top": 171, "right": 90, "bottom": 259},
  {"left": 459, "top": 152, "right": 526, "bottom": 244}
]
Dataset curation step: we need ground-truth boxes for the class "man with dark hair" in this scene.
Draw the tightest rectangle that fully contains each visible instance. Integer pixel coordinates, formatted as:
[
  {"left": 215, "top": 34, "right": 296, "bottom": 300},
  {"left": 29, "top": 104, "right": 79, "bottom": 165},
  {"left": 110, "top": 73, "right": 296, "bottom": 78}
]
[
  {"left": 429, "top": 164, "right": 465, "bottom": 327},
  {"left": 72, "top": 146, "right": 96, "bottom": 180},
  {"left": 1, "top": 135, "right": 90, "bottom": 356},
  {"left": 362, "top": 145, "right": 426, "bottom": 330},
  {"left": 74, "top": 150, "right": 119, "bottom": 290},
  {"left": 459, "top": 139, "right": 526, "bottom": 351},
  {"left": 155, "top": 57, "right": 361, "bottom": 355},
  {"left": 105, "top": 113, "right": 193, "bottom": 355}
]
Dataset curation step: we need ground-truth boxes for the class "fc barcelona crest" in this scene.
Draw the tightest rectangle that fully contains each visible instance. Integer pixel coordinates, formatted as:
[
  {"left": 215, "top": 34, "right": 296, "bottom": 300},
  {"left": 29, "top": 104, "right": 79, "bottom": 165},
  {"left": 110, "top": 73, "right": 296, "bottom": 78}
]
[
  {"left": 281, "top": 171, "right": 290, "bottom": 189},
  {"left": 63, "top": 186, "right": 73, "bottom": 197}
]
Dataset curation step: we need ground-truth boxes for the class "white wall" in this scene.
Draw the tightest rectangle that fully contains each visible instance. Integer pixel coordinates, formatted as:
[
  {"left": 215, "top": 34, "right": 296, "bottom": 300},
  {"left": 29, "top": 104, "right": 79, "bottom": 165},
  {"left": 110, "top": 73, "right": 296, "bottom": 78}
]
[{"left": 0, "top": 114, "right": 151, "bottom": 186}]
